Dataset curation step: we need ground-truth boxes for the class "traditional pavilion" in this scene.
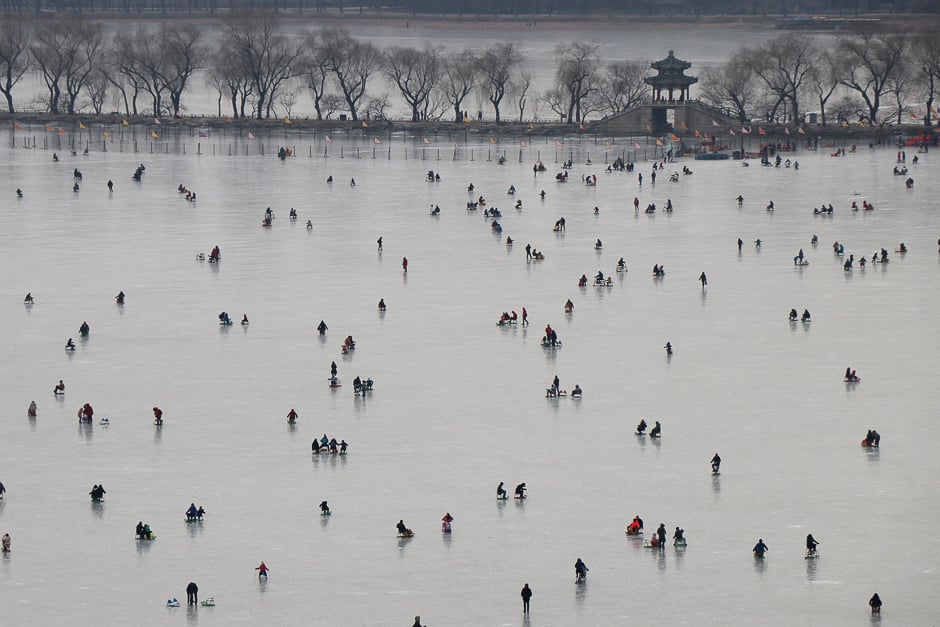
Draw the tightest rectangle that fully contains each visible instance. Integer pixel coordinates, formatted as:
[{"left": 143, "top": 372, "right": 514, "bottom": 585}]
[{"left": 645, "top": 51, "right": 697, "bottom": 102}]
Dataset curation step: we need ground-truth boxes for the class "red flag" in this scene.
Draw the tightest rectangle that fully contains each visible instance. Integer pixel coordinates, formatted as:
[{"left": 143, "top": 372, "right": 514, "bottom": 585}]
[
  {"left": 741, "top": 127, "right": 751, "bottom": 135},
  {"left": 422, "top": 137, "right": 431, "bottom": 145},
  {"left": 520, "top": 140, "right": 527, "bottom": 148},
  {"left": 247, "top": 131, "right": 255, "bottom": 140},
  {"left": 373, "top": 136, "right": 382, "bottom": 145},
  {"left": 325, "top": 135, "right": 333, "bottom": 143},
  {"left": 712, "top": 119, "right": 720, "bottom": 127},
  {"left": 154, "top": 118, "right": 161, "bottom": 125},
  {"left": 758, "top": 127, "right": 766, "bottom": 136},
  {"left": 784, "top": 127, "right": 790, "bottom": 136},
  {"left": 453, "top": 142, "right": 460, "bottom": 149},
  {"left": 554, "top": 140, "right": 562, "bottom": 147},
  {"left": 797, "top": 126, "right": 805, "bottom": 135},
  {"left": 729, "top": 129, "right": 736, "bottom": 136},
  {"left": 634, "top": 142, "right": 642, "bottom": 150}
]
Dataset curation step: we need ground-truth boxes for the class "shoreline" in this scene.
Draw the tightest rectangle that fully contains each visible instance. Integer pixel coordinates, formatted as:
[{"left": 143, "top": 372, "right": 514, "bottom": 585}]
[{"left": 4, "top": 113, "right": 936, "bottom": 143}]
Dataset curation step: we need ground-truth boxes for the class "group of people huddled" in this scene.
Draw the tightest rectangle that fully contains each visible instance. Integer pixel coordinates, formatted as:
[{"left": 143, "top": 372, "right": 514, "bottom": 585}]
[
  {"left": 352, "top": 376, "right": 373, "bottom": 395},
  {"left": 542, "top": 324, "right": 559, "bottom": 347},
  {"left": 635, "top": 419, "right": 661, "bottom": 438},
  {"left": 217, "top": 311, "right": 248, "bottom": 326},
  {"left": 262, "top": 207, "right": 275, "bottom": 227},
  {"left": 496, "top": 481, "right": 528, "bottom": 500},
  {"left": 185, "top": 503, "right": 206, "bottom": 521},
  {"left": 311, "top": 433, "right": 348, "bottom": 455},
  {"left": 836, "top": 241, "right": 891, "bottom": 271},
  {"left": 78, "top": 403, "right": 94, "bottom": 423},
  {"left": 624, "top": 515, "right": 685, "bottom": 548},
  {"left": 135, "top": 521, "right": 155, "bottom": 540},
  {"left": 788, "top": 308, "right": 811, "bottom": 322},
  {"left": 545, "top": 374, "right": 581, "bottom": 398},
  {"left": 177, "top": 183, "right": 196, "bottom": 201}
]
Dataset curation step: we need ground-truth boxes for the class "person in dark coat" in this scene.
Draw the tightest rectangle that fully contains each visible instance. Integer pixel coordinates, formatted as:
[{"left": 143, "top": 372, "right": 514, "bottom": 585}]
[
  {"left": 521, "top": 583, "right": 533, "bottom": 613},
  {"left": 657, "top": 524, "right": 668, "bottom": 549},
  {"left": 186, "top": 581, "right": 198, "bottom": 605}
]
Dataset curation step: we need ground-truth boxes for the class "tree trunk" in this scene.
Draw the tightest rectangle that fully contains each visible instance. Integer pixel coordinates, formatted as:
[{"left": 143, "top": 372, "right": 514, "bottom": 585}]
[
  {"left": 925, "top": 77, "right": 935, "bottom": 127},
  {"left": 255, "top": 92, "right": 265, "bottom": 120},
  {"left": 49, "top": 84, "right": 60, "bottom": 115},
  {"left": 4, "top": 92, "right": 13, "bottom": 113}
]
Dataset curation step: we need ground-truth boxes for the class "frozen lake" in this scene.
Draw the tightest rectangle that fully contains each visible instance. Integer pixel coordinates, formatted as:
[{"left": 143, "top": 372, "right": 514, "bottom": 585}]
[{"left": 0, "top": 132, "right": 938, "bottom": 626}]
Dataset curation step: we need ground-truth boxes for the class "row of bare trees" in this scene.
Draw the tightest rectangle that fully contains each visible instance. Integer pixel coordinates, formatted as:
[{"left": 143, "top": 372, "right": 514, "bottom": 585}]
[
  {"left": 1, "top": 15, "right": 938, "bottom": 127},
  {"left": 208, "top": 18, "right": 652, "bottom": 124},
  {"left": 0, "top": 12, "right": 651, "bottom": 123},
  {"left": 700, "top": 30, "right": 940, "bottom": 127}
]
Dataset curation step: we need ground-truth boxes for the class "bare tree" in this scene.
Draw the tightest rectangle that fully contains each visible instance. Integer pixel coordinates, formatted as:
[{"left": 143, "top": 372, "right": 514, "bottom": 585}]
[
  {"left": 162, "top": 24, "right": 205, "bottom": 117},
  {"left": 0, "top": 15, "right": 30, "bottom": 113},
  {"left": 884, "top": 61, "right": 914, "bottom": 125},
  {"left": 30, "top": 18, "right": 76, "bottom": 114},
  {"left": 115, "top": 30, "right": 166, "bottom": 117},
  {"left": 513, "top": 70, "right": 532, "bottom": 122},
  {"left": 207, "top": 46, "right": 253, "bottom": 119},
  {"left": 595, "top": 60, "right": 649, "bottom": 116},
  {"left": 320, "top": 26, "right": 381, "bottom": 121},
  {"left": 320, "top": 93, "right": 344, "bottom": 119},
  {"left": 837, "top": 30, "right": 908, "bottom": 124},
  {"left": 699, "top": 51, "right": 759, "bottom": 123},
  {"left": 62, "top": 20, "right": 103, "bottom": 115},
  {"left": 808, "top": 50, "right": 840, "bottom": 125},
  {"left": 384, "top": 43, "right": 442, "bottom": 122},
  {"left": 104, "top": 34, "right": 144, "bottom": 115},
  {"left": 914, "top": 32, "right": 940, "bottom": 127},
  {"left": 363, "top": 94, "right": 389, "bottom": 121},
  {"left": 299, "top": 30, "right": 332, "bottom": 120},
  {"left": 278, "top": 85, "right": 298, "bottom": 119},
  {"left": 83, "top": 69, "right": 109, "bottom": 115},
  {"left": 541, "top": 87, "right": 567, "bottom": 121},
  {"left": 748, "top": 33, "right": 817, "bottom": 124},
  {"left": 554, "top": 41, "right": 599, "bottom": 124},
  {"left": 221, "top": 11, "right": 301, "bottom": 120},
  {"left": 477, "top": 42, "right": 524, "bottom": 123},
  {"left": 440, "top": 49, "right": 479, "bottom": 122}
]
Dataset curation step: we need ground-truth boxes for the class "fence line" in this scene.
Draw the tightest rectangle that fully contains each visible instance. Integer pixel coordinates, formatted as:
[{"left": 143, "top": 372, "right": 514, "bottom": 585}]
[{"left": 11, "top": 126, "right": 856, "bottom": 165}]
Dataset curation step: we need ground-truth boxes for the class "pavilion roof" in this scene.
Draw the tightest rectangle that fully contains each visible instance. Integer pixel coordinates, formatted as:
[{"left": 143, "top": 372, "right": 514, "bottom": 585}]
[
  {"left": 644, "top": 74, "right": 698, "bottom": 88},
  {"left": 651, "top": 50, "right": 692, "bottom": 72}
]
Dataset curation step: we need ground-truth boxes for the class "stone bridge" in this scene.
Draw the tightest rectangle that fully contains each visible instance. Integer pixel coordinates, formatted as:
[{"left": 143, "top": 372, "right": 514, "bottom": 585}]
[{"left": 588, "top": 100, "right": 741, "bottom": 136}]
